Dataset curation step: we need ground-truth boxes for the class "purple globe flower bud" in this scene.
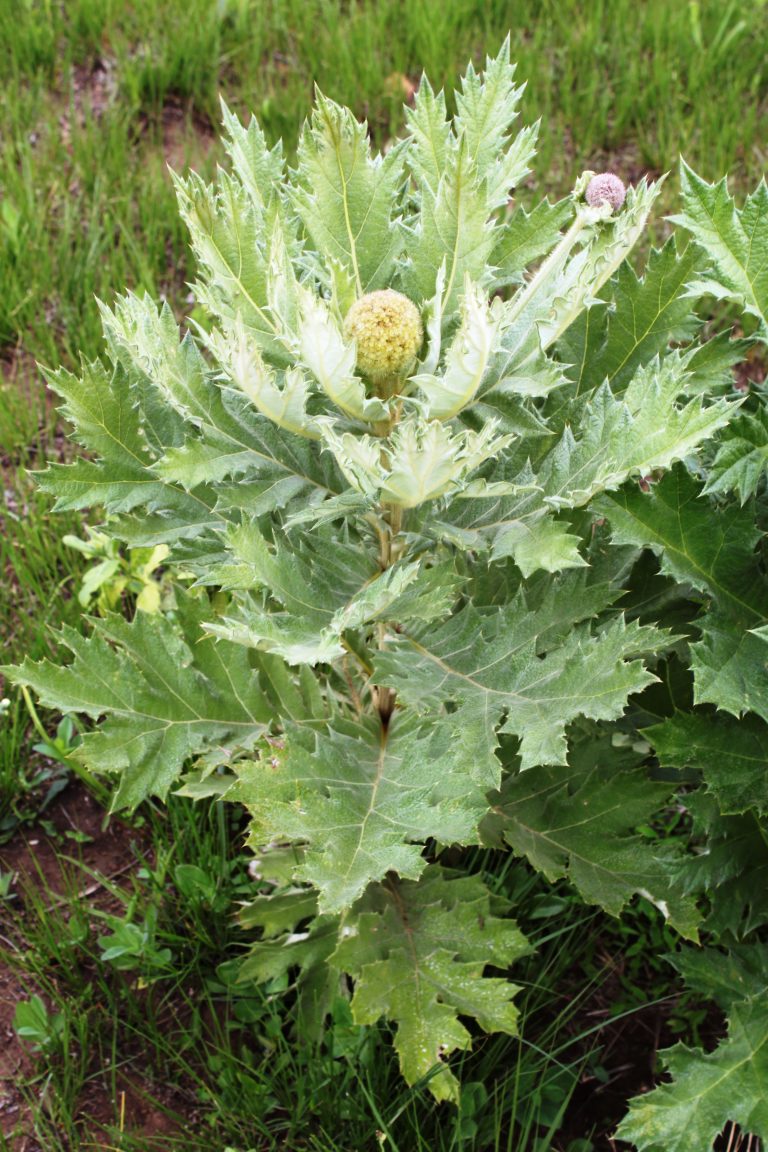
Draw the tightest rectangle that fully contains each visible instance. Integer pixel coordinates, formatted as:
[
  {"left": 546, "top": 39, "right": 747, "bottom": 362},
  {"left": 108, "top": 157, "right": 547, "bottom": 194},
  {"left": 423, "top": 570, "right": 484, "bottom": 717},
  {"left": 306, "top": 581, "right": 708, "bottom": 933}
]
[{"left": 585, "top": 172, "right": 626, "bottom": 213}]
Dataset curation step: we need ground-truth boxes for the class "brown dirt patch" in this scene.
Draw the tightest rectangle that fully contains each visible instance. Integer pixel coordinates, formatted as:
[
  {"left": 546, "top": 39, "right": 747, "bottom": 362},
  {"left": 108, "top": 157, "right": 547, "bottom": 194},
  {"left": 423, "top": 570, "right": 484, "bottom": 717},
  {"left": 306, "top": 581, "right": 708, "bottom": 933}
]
[
  {"left": 0, "top": 782, "right": 195, "bottom": 1148},
  {"left": 58, "top": 57, "right": 118, "bottom": 147},
  {"left": 155, "top": 97, "right": 217, "bottom": 175}
]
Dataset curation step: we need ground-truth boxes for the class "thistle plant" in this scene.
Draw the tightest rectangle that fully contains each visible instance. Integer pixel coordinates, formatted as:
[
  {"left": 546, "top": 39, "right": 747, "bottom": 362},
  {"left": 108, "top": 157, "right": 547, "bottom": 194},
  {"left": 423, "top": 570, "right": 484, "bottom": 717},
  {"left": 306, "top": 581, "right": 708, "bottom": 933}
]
[{"left": 7, "top": 42, "right": 768, "bottom": 1144}]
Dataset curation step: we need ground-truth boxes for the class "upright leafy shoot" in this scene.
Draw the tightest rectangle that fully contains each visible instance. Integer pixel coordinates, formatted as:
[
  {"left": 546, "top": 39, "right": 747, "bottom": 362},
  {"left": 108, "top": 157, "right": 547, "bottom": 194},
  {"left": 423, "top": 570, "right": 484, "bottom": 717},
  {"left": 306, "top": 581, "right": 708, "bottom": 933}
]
[{"left": 6, "top": 47, "right": 758, "bottom": 1135}]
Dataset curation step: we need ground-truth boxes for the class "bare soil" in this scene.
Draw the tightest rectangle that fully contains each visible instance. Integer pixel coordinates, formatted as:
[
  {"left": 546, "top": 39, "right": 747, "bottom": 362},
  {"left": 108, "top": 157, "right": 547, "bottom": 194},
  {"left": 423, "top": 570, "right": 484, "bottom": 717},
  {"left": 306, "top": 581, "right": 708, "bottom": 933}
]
[{"left": 0, "top": 782, "right": 192, "bottom": 1149}]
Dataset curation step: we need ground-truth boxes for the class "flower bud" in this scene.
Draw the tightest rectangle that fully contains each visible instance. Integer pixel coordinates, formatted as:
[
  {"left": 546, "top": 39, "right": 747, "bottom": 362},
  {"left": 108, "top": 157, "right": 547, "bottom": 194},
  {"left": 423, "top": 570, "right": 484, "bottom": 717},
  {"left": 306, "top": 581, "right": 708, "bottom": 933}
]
[
  {"left": 585, "top": 172, "right": 626, "bottom": 213},
  {"left": 343, "top": 290, "right": 423, "bottom": 385}
]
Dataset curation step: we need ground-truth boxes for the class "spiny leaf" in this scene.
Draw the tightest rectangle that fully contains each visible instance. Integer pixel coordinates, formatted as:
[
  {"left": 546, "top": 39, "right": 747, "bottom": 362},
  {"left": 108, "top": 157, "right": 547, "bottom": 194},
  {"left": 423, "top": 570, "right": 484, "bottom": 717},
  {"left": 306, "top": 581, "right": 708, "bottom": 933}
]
[
  {"left": 490, "top": 197, "right": 572, "bottom": 290},
  {"left": 174, "top": 171, "right": 289, "bottom": 361},
  {"left": 230, "top": 717, "right": 487, "bottom": 914},
  {"left": 703, "top": 408, "right": 768, "bottom": 503},
  {"left": 597, "top": 467, "right": 768, "bottom": 722},
  {"left": 447, "top": 356, "right": 732, "bottom": 572},
  {"left": 3, "top": 594, "right": 271, "bottom": 809},
  {"left": 219, "top": 99, "right": 285, "bottom": 213},
  {"left": 617, "top": 999, "right": 768, "bottom": 1151},
  {"left": 560, "top": 236, "right": 702, "bottom": 394},
  {"left": 677, "top": 795, "right": 768, "bottom": 939},
  {"left": 293, "top": 92, "right": 405, "bottom": 293},
  {"left": 334, "top": 867, "right": 531, "bottom": 1101},
  {"left": 373, "top": 586, "right": 664, "bottom": 782},
  {"left": 673, "top": 163, "right": 768, "bottom": 332},
  {"left": 489, "top": 726, "right": 699, "bottom": 934},
  {"left": 454, "top": 38, "right": 532, "bottom": 209},
  {"left": 402, "top": 137, "right": 495, "bottom": 316},
  {"left": 404, "top": 77, "right": 452, "bottom": 194},
  {"left": 649, "top": 710, "right": 768, "bottom": 816}
]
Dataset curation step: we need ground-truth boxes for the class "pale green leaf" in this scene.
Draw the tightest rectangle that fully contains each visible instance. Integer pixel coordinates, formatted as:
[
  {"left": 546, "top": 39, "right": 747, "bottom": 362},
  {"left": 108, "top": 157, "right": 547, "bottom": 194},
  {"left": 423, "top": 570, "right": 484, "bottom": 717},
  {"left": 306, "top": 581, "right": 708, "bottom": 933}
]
[
  {"left": 454, "top": 39, "right": 533, "bottom": 209},
  {"left": 293, "top": 92, "right": 405, "bottom": 293},
  {"left": 673, "top": 163, "right": 768, "bottom": 332},
  {"left": 374, "top": 589, "right": 664, "bottom": 784}
]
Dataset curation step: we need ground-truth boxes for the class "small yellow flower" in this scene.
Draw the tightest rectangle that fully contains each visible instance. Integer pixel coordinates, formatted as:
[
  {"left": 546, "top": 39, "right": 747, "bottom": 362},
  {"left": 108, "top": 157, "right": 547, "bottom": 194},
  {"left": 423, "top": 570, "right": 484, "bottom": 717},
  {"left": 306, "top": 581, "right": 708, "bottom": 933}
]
[{"left": 344, "top": 290, "right": 423, "bottom": 385}]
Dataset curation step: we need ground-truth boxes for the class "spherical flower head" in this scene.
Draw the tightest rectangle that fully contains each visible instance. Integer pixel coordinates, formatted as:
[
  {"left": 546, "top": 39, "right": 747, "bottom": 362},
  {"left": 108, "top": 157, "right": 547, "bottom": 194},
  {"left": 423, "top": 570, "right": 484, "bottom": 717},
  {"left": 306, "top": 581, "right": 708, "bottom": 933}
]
[
  {"left": 585, "top": 172, "right": 626, "bottom": 213},
  {"left": 343, "top": 290, "right": 423, "bottom": 384}
]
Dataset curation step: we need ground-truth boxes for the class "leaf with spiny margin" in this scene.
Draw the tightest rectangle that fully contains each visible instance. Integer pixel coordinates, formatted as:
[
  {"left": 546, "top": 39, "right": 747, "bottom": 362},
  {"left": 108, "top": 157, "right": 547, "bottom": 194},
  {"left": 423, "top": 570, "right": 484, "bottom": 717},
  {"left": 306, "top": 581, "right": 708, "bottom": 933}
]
[
  {"left": 676, "top": 795, "right": 768, "bottom": 939},
  {"left": 672, "top": 164, "right": 768, "bottom": 332},
  {"left": 490, "top": 197, "right": 572, "bottom": 290},
  {"left": 97, "top": 302, "right": 344, "bottom": 499},
  {"left": 488, "top": 726, "right": 699, "bottom": 935},
  {"left": 560, "top": 237, "right": 701, "bottom": 393},
  {"left": 446, "top": 356, "right": 733, "bottom": 564},
  {"left": 404, "top": 77, "right": 452, "bottom": 194},
  {"left": 541, "top": 356, "right": 734, "bottom": 509},
  {"left": 649, "top": 710, "right": 768, "bottom": 816},
  {"left": 681, "top": 330, "right": 752, "bottom": 395},
  {"left": 597, "top": 467, "right": 768, "bottom": 722},
  {"left": 236, "top": 881, "right": 339, "bottom": 1041},
  {"left": 36, "top": 358, "right": 211, "bottom": 520},
  {"left": 219, "top": 99, "right": 284, "bottom": 213},
  {"left": 174, "top": 172, "right": 288, "bottom": 361},
  {"left": 703, "top": 408, "right": 768, "bottom": 502},
  {"left": 478, "top": 181, "right": 663, "bottom": 410},
  {"left": 671, "top": 942, "right": 768, "bottom": 1009},
  {"left": 402, "top": 138, "right": 495, "bottom": 317},
  {"left": 333, "top": 866, "right": 531, "bottom": 1101},
  {"left": 454, "top": 39, "right": 533, "bottom": 210},
  {"left": 293, "top": 92, "right": 405, "bottom": 293},
  {"left": 3, "top": 593, "right": 271, "bottom": 809},
  {"left": 230, "top": 717, "right": 488, "bottom": 914},
  {"left": 518, "top": 180, "right": 663, "bottom": 358},
  {"left": 202, "top": 521, "right": 460, "bottom": 664},
  {"left": 373, "top": 589, "right": 665, "bottom": 783},
  {"left": 489, "top": 512, "right": 586, "bottom": 577},
  {"left": 617, "top": 1000, "right": 768, "bottom": 1151}
]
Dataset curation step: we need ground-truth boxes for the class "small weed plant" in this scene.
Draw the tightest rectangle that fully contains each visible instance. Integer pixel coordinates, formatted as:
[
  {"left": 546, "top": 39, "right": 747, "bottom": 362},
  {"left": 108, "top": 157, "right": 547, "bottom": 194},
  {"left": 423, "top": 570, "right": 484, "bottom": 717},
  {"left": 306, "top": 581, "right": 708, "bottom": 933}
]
[{"left": 7, "top": 43, "right": 768, "bottom": 1148}]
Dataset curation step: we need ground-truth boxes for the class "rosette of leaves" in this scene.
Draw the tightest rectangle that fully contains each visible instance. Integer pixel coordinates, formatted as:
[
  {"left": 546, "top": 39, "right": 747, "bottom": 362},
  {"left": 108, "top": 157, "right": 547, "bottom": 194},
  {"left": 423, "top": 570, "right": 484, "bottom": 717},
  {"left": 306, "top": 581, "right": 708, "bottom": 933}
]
[{"left": 5, "top": 42, "right": 746, "bottom": 1109}]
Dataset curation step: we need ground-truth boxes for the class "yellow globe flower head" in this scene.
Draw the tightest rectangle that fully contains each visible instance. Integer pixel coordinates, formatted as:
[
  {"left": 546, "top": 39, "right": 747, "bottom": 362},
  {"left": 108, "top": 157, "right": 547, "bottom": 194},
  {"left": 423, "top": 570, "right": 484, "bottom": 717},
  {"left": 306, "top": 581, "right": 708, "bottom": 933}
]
[{"left": 344, "top": 289, "right": 423, "bottom": 386}]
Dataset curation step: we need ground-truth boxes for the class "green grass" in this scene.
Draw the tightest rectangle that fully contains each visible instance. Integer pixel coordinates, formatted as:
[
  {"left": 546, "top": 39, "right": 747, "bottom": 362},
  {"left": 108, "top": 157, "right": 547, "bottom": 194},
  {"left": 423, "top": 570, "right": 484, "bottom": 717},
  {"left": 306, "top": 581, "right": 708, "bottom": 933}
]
[{"left": 1, "top": 0, "right": 767, "bottom": 368}]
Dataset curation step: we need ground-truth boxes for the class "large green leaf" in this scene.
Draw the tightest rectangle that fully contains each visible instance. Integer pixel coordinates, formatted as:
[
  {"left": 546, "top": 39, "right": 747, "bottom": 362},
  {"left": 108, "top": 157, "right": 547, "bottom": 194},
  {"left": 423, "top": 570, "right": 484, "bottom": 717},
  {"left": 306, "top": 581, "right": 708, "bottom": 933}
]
[
  {"left": 703, "top": 408, "right": 768, "bottom": 503},
  {"left": 598, "top": 467, "right": 768, "bottom": 722},
  {"left": 489, "top": 726, "right": 698, "bottom": 935},
  {"left": 618, "top": 998, "right": 768, "bottom": 1151},
  {"left": 4, "top": 594, "right": 271, "bottom": 809},
  {"left": 649, "top": 710, "right": 768, "bottom": 816},
  {"left": 673, "top": 163, "right": 768, "bottom": 332},
  {"left": 230, "top": 715, "right": 486, "bottom": 914},
  {"left": 446, "top": 356, "right": 732, "bottom": 575},
  {"left": 334, "top": 867, "right": 531, "bottom": 1102},
  {"left": 674, "top": 795, "right": 768, "bottom": 939},
  {"left": 373, "top": 584, "right": 665, "bottom": 783},
  {"left": 559, "top": 237, "right": 701, "bottom": 394}
]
